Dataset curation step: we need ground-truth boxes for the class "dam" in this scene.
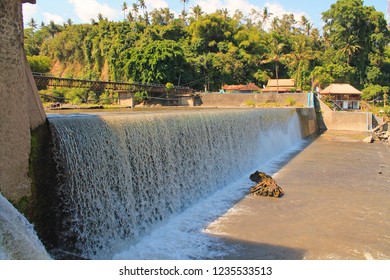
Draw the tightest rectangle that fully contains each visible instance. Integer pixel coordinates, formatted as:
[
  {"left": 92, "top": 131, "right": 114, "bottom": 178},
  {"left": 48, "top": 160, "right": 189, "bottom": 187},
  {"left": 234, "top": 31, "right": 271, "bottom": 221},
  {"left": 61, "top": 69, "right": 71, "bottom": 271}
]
[{"left": 45, "top": 108, "right": 306, "bottom": 259}]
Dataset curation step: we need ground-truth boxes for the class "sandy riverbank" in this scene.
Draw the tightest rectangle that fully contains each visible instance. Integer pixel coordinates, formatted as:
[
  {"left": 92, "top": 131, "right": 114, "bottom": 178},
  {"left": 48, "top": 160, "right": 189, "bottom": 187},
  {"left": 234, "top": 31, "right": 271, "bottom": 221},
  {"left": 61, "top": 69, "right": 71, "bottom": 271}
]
[{"left": 206, "top": 130, "right": 390, "bottom": 260}]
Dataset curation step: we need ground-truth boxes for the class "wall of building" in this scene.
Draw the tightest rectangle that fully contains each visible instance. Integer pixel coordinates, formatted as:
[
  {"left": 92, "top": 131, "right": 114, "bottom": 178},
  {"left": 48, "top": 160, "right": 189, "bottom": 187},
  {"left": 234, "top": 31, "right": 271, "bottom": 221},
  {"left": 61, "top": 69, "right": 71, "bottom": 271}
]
[
  {"left": 199, "top": 93, "right": 309, "bottom": 107},
  {"left": 0, "top": 0, "right": 46, "bottom": 203}
]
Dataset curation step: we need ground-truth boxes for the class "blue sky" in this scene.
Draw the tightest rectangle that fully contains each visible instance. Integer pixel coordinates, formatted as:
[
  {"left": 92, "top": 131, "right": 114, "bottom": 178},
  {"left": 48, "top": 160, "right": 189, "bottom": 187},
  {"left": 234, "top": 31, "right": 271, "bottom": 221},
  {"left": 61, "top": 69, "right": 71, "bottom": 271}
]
[{"left": 22, "top": 0, "right": 387, "bottom": 29}]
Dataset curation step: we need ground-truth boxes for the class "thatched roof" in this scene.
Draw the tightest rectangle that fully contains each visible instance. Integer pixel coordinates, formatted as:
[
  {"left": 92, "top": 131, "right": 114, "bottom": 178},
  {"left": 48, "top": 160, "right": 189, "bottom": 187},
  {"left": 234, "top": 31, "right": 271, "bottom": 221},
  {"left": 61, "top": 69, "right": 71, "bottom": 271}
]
[
  {"left": 266, "top": 79, "right": 296, "bottom": 87},
  {"left": 321, "top": 84, "right": 362, "bottom": 95}
]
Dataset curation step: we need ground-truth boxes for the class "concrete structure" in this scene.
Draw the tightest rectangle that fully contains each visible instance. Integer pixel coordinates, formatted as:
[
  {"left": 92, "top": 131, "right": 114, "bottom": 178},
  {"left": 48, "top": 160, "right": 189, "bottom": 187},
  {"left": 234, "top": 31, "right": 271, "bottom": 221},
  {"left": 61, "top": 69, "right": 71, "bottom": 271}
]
[
  {"left": 222, "top": 83, "right": 261, "bottom": 93},
  {"left": 316, "top": 96, "right": 372, "bottom": 131},
  {"left": 0, "top": 0, "right": 46, "bottom": 203},
  {"left": 262, "top": 79, "right": 299, "bottom": 93},
  {"left": 199, "top": 93, "right": 308, "bottom": 107},
  {"left": 320, "top": 83, "right": 362, "bottom": 110}
]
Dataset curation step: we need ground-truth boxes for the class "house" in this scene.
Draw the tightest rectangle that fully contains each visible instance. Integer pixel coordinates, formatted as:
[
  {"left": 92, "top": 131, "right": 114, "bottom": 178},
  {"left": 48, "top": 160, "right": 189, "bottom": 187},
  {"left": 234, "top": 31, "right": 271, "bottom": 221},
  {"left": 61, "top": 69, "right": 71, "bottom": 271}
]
[
  {"left": 262, "top": 79, "right": 299, "bottom": 93},
  {"left": 320, "top": 83, "right": 362, "bottom": 110},
  {"left": 222, "top": 83, "right": 261, "bottom": 93}
]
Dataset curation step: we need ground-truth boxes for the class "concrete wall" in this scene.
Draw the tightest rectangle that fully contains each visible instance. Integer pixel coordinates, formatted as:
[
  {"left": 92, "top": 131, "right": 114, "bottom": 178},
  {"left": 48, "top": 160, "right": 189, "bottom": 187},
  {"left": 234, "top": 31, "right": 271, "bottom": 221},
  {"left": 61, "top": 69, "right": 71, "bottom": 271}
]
[
  {"left": 0, "top": 0, "right": 46, "bottom": 203},
  {"left": 322, "top": 111, "right": 373, "bottom": 131},
  {"left": 199, "top": 93, "right": 308, "bottom": 107},
  {"left": 296, "top": 108, "right": 318, "bottom": 137},
  {"left": 316, "top": 96, "right": 373, "bottom": 132}
]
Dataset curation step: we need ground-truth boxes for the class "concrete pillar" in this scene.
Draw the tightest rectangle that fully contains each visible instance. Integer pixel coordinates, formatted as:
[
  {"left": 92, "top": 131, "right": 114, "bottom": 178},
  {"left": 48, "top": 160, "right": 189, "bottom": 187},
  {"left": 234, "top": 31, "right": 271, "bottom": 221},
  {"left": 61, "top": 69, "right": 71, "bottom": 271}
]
[{"left": 0, "top": 0, "right": 46, "bottom": 203}]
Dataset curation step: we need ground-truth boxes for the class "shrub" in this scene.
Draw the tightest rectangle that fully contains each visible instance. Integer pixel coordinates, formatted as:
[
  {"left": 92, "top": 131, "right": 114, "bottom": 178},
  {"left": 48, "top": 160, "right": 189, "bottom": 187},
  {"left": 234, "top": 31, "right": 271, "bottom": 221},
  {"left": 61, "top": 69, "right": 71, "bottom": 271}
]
[
  {"left": 286, "top": 96, "right": 296, "bottom": 106},
  {"left": 244, "top": 100, "right": 256, "bottom": 107}
]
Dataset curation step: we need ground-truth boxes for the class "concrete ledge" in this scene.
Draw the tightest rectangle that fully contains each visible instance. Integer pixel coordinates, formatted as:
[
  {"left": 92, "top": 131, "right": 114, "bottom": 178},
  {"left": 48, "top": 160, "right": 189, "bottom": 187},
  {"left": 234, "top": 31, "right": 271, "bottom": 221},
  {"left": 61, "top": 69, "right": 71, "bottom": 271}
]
[{"left": 199, "top": 93, "right": 308, "bottom": 107}]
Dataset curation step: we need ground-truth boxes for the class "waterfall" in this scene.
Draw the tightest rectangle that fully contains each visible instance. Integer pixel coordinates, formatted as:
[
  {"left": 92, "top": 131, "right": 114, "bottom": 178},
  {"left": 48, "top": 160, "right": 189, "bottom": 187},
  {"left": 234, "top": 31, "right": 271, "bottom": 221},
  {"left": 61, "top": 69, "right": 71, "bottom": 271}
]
[
  {"left": 48, "top": 109, "right": 303, "bottom": 259},
  {"left": 0, "top": 194, "right": 51, "bottom": 260}
]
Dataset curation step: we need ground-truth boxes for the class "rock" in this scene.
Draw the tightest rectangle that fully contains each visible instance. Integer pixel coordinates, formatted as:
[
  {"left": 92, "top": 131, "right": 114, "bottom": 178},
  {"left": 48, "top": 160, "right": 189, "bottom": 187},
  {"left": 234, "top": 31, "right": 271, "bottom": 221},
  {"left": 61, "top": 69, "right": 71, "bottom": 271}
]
[
  {"left": 363, "top": 135, "right": 374, "bottom": 143},
  {"left": 249, "top": 171, "right": 284, "bottom": 198}
]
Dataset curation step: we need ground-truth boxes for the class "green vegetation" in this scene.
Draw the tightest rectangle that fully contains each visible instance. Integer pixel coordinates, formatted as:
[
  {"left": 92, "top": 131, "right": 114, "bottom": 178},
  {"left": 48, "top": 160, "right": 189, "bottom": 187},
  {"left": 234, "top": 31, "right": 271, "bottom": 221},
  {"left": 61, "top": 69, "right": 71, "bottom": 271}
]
[{"left": 25, "top": 0, "right": 390, "bottom": 104}]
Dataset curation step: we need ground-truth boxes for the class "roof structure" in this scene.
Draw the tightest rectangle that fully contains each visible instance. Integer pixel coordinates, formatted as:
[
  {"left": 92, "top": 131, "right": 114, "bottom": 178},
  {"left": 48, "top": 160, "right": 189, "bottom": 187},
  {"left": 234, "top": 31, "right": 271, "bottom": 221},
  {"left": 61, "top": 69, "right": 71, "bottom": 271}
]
[
  {"left": 320, "top": 84, "right": 362, "bottom": 95},
  {"left": 222, "top": 83, "right": 261, "bottom": 92},
  {"left": 262, "top": 79, "right": 298, "bottom": 93}
]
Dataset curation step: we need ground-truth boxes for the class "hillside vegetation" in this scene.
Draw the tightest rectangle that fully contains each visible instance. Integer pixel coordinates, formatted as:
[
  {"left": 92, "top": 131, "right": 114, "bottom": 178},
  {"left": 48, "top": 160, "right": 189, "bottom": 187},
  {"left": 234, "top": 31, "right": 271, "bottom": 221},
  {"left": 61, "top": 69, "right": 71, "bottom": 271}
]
[{"left": 25, "top": 0, "right": 390, "bottom": 99}]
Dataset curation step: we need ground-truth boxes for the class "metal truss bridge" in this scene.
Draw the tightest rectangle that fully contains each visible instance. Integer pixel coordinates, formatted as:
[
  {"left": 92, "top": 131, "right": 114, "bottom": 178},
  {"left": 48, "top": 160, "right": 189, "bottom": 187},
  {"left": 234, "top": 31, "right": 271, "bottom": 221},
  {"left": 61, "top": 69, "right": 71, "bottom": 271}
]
[{"left": 32, "top": 73, "right": 194, "bottom": 95}]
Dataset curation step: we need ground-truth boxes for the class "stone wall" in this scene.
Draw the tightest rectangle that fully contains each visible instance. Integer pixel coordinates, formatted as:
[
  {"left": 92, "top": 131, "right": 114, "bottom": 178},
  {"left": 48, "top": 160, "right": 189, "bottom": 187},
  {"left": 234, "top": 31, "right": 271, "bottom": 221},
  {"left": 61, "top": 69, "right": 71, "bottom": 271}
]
[
  {"left": 199, "top": 93, "right": 309, "bottom": 107},
  {"left": 0, "top": 0, "right": 46, "bottom": 203}
]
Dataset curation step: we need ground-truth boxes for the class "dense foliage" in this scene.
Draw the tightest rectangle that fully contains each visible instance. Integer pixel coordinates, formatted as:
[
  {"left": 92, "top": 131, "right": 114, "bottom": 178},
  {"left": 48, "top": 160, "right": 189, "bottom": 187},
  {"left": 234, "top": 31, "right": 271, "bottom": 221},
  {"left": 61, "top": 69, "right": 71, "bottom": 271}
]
[{"left": 25, "top": 0, "right": 390, "bottom": 100}]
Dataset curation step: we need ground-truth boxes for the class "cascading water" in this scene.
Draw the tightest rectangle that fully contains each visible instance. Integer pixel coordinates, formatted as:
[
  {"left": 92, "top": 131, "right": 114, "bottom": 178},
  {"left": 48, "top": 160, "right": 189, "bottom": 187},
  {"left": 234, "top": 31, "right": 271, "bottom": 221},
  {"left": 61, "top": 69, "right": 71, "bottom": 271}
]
[
  {"left": 0, "top": 194, "right": 51, "bottom": 260},
  {"left": 48, "top": 108, "right": 304, "bottom": 259}
]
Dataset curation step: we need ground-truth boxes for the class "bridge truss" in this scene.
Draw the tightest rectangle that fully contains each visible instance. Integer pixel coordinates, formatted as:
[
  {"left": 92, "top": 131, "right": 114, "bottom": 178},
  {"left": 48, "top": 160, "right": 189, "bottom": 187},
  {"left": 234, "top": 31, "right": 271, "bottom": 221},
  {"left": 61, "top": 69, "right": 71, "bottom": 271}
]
[{"left": 32, "top": 74, "right": 194, "bottom": 95}]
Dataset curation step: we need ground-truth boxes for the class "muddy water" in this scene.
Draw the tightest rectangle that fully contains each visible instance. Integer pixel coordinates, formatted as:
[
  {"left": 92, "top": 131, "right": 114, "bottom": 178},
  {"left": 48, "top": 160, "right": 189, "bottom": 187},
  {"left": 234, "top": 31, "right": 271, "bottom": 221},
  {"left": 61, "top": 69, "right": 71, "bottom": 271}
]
[{"left": 205, "top": 131, "right": 390, "bottom": 260}]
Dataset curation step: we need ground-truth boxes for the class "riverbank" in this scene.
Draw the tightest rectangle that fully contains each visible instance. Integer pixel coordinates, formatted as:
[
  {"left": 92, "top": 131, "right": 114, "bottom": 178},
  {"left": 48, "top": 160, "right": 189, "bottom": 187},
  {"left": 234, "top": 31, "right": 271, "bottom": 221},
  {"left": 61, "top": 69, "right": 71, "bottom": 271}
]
[{"left": 206, "top": 130, "right": 390, "bottom": 260}]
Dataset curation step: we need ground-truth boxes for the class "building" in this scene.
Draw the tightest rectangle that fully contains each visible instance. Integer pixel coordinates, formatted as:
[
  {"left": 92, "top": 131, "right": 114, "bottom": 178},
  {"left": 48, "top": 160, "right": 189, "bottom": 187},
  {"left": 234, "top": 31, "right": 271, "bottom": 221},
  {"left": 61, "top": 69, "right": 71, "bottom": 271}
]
[
  {"left": 320, "top": 83, "right": 362, "bottom": 110},
  {"left": 262, "top": 79, "right": 299, "bottom": 93},
  {"left": 222, "top": 83, "right": 261, "bottom": 93}
]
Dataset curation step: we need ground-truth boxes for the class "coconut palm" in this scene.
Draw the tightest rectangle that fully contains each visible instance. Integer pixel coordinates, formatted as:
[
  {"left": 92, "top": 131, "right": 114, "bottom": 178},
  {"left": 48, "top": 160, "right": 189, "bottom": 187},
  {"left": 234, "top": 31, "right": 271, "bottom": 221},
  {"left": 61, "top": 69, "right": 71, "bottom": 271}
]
[
  {"left": 191, "top": 5, "right": 203, "bottom": 21},
  {"left": 122, "top": 2, "right": 128, "bottom": 20},
  {"left": 261, "top": 36, "right": 286, "bottom": 93},
  {"left": 285, "top": 36, "right": 315, "bottom": 88},
  {"left": 28, "top": 18, "right": 37, "bottom": 30}
]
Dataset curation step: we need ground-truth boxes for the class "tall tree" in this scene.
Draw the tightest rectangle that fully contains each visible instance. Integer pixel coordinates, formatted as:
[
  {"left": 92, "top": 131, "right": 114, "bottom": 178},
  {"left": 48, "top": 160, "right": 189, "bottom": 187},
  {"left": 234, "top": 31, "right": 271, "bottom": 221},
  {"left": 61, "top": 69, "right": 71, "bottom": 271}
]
[
  {"left": 191, "top": 5, "right": 203, "bottom": 21},
  {"left": 28, "top": 18, "right": 37, "bottom": 30},
  {"left": 261, "top": 34, "right": 287, "bottom": 93},
  {"left": 322, "top": 0, "right": 389, "bottom": 85},
  {"left": 122, "top": 2, "right": 128, "bottom": 20}
]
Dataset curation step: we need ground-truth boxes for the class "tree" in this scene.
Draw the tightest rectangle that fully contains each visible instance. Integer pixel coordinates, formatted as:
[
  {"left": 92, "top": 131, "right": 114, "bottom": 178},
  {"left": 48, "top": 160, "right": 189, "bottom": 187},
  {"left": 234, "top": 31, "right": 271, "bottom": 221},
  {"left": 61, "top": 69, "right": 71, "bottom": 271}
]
[
  {"left": 261, "top": 35, "right": 286, "bottom": 93},
  {"left": 322, "top": 0, "right": 390, "bottom": 85},
  {"left": 28, "top": 18, "right": 37, "bottom": 30},
  {"left": 191, "top": 5, "right": 203, "bottom": 21},
  {"left": 132, "top": 2, "right": 139, "bottom": 20},
  {"left": 261, "top": 7, "right": 273, "bottom": 30},
  {"left": 180, "top": 0, "right": 189, "bottom": 14},
  {"left": 285, "top": 35, "right": 315, "bottom": 88},
  {"left": 122, "top": 2, "right": 128, "bottom": 20},
  {"left": 125, "top": 40, "right": 185, "bottom": 84}
]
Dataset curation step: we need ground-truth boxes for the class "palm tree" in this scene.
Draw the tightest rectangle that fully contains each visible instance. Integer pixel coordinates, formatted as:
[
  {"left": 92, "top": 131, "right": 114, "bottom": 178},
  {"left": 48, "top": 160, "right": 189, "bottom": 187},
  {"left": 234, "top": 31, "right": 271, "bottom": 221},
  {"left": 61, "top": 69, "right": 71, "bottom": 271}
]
[
  {"left": 28, "top": 18, "right": 37, "bottom": 30},
  {"left": 261, "top": 36, "right": 286, "bottom": 93},
  {"left": 122, "top": 2, "right": 128, "bottom": 20},
  {"left": 285, "top": 36, "right": 315, "bottom": 88},
  {"left": 262, "top": 7, "right": 273, "bottom": 30},
  {"left": 132, "top": 2, "right": 139, "bottom": 20},
  {"left": 341, "top": 35, "right": 362, "bottom": 64},
  {"left": 139, "top": 0, "right": 146, "bottom": 11},
  {"left": 180, "top": 0, "right": 189, "bottom": 23},
  {"left": 180, "top": 0, "right": 189, "bottom": 13},
  {"left": 191, "top": 5, "right": 203, "bottom": 21},
  {"left": 300, "top": 16, "right": 312, "bottom": 35}
]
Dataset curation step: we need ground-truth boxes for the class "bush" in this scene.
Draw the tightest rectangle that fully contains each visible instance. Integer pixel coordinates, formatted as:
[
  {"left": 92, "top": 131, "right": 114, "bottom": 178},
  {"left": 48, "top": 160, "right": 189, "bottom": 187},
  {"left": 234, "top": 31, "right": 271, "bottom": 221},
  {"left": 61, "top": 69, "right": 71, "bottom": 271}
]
[
  {"left": 286, "top": 96, "right": 296, "bottom": 106},
  {"left": 244, "top": 100, "right": 256, "bottom": 107}
]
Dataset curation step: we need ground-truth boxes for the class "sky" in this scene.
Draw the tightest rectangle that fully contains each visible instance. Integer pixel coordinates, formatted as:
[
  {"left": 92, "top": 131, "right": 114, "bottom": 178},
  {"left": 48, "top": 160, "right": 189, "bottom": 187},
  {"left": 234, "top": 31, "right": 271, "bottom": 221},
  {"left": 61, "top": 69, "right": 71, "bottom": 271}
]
[{"left": 22, "top": 0, "right": 387, "bottom": 30}]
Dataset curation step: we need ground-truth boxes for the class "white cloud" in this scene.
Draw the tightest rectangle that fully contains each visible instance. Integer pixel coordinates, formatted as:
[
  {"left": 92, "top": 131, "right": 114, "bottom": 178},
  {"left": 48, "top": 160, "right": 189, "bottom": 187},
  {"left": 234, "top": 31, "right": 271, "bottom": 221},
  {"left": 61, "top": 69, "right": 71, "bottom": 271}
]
[
  {"left": 22, "top": 3, "right": 37, "bottom": 20},
  {"left": 67, "top": 0, "right": 118, "bottom": 22},
  {"left": 265, "top": 2, "right": 307, "bottom": 22},
  {"left": 43, "top": 12, "right": 64, "bottom": 24},
  {"left": 145, "top": 0, "right": 168, "bottom": 11}
]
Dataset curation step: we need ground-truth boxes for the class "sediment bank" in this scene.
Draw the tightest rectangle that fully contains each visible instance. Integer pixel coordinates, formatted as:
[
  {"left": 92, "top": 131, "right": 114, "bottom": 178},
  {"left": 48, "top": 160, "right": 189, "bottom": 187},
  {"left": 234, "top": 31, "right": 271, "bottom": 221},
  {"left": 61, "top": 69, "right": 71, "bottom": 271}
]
[{"left": 206, "top": 130, "right": 390, "bottom": 260}]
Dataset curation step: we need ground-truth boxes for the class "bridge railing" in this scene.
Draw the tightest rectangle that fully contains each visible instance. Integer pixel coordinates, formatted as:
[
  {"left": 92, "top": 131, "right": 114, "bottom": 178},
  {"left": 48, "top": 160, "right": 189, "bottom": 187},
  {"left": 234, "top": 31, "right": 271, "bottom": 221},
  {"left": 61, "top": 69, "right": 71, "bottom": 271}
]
[{"left": 32, "top": 74, "right": 195, "bottom": 95}]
